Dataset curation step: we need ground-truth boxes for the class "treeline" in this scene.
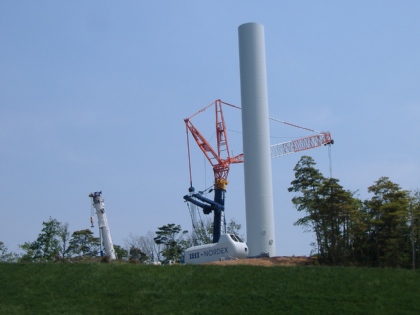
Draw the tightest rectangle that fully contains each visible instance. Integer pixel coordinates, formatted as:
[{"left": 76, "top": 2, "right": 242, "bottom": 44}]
[
  {"left": 0, "top": 219, "right": 186, "bottom": 263},
  {"left": 289, "top": 156, "right": 420, "bottom": 268},
  {"left": 0, "top": 217, "right": 241, "bottom": 264},
  {"left": 0, "top": 218, "right": 130, "bottom": 263},
  {"left": 2, "top": 155, "right": 418, "bottom": 269}
]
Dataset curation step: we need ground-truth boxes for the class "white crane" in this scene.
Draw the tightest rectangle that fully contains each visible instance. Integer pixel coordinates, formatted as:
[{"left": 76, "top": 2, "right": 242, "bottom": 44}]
[{"left": 89, "top": 191, "right": 116, "bottom": 260}]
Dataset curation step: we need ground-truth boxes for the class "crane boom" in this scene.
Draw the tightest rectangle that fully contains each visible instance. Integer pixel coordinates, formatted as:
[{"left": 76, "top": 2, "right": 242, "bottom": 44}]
[
  {"left": 270, "top": 132, "right": 333, "bottom": 158},
  {"left": 184, "top": 100, "right": 243, "bottom": 183}
]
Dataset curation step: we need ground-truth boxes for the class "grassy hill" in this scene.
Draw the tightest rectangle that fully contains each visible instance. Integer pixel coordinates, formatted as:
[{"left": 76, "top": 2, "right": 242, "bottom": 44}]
[{"left": 1, "top": 262, "right": 419, "bottom": 315}]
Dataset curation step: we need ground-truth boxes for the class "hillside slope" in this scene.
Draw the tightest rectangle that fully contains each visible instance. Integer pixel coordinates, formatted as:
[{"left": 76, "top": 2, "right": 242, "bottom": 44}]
[{"left": 1, "top": 262, "right": 419, "bottom": 315}]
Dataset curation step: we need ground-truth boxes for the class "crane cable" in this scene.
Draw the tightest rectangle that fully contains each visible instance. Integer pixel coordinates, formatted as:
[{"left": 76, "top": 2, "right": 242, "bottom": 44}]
[
  {"left": 328, "top": 144, "right": 333, "bottom": 178},
  {"left": 186, "top": 194, "right": 207, "bottom": 245},
  {"left": 90, "top": 202, "right": 95, "bottom": 228},
  {"left": 185, "top": 125, "right": 208, "bottom": 241},
  {"left": 269, "top": 117, "right": 322, "bottom": 134},
  {"left": 185, "top": 125, "right": 193, "bottom": 188}
]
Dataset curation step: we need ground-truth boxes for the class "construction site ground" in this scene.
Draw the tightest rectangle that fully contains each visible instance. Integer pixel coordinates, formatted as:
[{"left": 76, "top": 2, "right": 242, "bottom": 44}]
[{"left": 205, "top": 256, "right": 317, "bottom": 267}]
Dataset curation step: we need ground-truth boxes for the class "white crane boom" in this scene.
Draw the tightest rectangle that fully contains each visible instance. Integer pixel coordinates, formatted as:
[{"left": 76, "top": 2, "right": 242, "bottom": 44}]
[
  {"left": 270, "top": 132, "right": 333, "bottom": 159},
  {"left": 89, "top": 191, "right": 116, "bottom": 260}
]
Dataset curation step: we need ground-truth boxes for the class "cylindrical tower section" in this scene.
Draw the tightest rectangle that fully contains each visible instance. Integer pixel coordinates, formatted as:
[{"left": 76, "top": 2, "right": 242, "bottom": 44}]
[{"left": 238, "top": 23, "right": 276, "bottom": 256}]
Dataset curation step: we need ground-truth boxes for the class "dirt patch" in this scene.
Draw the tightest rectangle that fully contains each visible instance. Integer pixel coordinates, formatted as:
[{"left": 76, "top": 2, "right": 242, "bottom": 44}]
[{"left": 205, "top": 256, "right": 317, "bottom": 267}]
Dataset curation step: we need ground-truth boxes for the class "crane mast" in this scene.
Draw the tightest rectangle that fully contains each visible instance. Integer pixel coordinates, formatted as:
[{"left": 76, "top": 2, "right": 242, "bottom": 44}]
[{"left": 89, "top": 191, "right": 116, "bottom": 259}]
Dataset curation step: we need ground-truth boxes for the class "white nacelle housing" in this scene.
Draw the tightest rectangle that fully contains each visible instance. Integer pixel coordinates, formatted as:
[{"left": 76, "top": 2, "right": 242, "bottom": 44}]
[{"left": 183, "top": 234, "right": 248, "bottom": 264}]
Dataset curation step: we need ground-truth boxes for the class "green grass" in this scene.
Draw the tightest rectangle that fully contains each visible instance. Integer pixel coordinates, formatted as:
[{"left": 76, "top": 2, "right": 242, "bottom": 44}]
[{"left": 0, "top": 263, "right": 419, "bottom": 315}]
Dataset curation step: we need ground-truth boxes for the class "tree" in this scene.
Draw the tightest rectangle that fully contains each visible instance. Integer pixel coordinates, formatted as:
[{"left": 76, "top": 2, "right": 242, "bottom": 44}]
[
  {"left": 113, "top": 244, "right": 129, "bottom": 260},
  {"left": 409, "top": 189, "right": 420, "bottom": 269},
  {"left": 19, "top": 242, "right": 37, "bottom": 262},
  {"left": 187, "top": 218, "right": 213, "bottom": 247},
  {"left": 19, "top": 217, "right": 64, "bottom": 262},
  {"left": 365, "top": 177, "right": 411, "bottom": 267},
  {"left": 288, "top": 156, "right": 361, "bottom": 265},
  {"left": 57, "top": 222, "right": 71, "bottom": 259},
  {"left": 227, "top": 218, "right": 243, "bottom": 238},
  {"left": 316, "top": 178, "right": 359, "bottom": 264},
  {"left": 128, "top": 247, "right": 148, "bottom": 263},
  {"left": 67, "top": 229, "right": 100, "bottom": 257},
  {"left": 345, "top": 196, "right": 371, "bottom": 266},
  {"left": 0, "top": 241, "right": 19, "bottom": 263},
  {"left": 124, "top": 231, "right": 162, "bottom": 263},
  {"left": 154, "top": 224, "right": 188, "bottom": 263},
  {"left": 0, "top": 241, "right": 7, "bottom": 259},
  {"left": 288, "top": 156, "right": 327, "bottom": 258},
  {"left": 288, "top": 157, "right": 417, "bottom": 268}
]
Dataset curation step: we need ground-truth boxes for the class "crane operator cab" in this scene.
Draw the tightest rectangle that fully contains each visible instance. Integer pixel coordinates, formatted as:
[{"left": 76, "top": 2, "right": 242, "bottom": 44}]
[{"left": 183, "top": 233, "right": 248, "bottom": 264}]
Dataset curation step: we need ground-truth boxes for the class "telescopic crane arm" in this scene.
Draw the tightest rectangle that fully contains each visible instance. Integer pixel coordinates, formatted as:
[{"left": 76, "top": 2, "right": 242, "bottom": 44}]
[{"left": 89, "top": 191, "right": 116, "bottom": 260}]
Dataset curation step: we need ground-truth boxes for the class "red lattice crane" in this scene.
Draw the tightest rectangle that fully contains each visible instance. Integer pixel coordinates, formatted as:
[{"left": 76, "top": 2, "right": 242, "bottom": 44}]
[
  {"left": 184, "top": 100, "right": 242, "bottom": 243},
  {"left": 183, "top": 99, "right": 333, "bottom": 243}
]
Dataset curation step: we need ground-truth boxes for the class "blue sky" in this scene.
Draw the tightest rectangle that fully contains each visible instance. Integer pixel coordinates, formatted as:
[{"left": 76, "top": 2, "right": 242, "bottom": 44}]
[{"left": 1, "top": 1, "right": 419, "bottom": 256}]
